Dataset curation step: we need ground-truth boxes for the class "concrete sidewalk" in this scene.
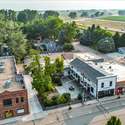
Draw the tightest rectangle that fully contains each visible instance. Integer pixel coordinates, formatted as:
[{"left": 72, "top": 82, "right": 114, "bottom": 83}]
[{"left": 0, "top": 75, "right": 47, "bottom": 125}]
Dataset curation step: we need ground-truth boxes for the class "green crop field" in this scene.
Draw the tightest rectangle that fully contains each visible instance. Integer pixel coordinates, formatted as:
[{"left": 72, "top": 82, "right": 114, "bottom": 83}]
[{"left": 101, "top": 16, "right": 125, "bottom": 22}]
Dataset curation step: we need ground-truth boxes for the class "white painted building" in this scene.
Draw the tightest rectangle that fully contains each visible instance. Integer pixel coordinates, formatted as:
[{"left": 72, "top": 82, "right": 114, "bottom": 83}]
[{"left": 69, "top": 58, "right": 117, "bottom": 98}]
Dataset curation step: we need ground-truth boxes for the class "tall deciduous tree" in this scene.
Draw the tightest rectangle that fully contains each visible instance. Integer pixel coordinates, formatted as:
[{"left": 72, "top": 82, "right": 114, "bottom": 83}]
[
  {"left": 97, "top": 37, "right": 115, "bottom": 53},
  {"left": 0, "top": 20, "right": 28, "bottom": 63},
  {"left": 55, "top": 57, "right": 64, "bottom": 74},
  {"left": 44, "top": 56, "right": 56, "bottom": 76},
  {"left": 113, "top": 32, "right": 121, "bottom": 49},
  {"left": 17, "top": 9, "right": 39, "bottom": 23},
  {"left": 58, "top": 22, "right": 77, "bottom": 44},
  {"left": 26, "top": 49, "right": 53, "bottom": 95},
  {"left": 68, "top": 12, "right": 77, "bottom": 19}
]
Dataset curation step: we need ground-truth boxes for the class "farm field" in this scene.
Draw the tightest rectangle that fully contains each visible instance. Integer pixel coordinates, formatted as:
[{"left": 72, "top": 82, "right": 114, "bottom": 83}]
[
  {"left": 75, "top": 18, "right": 125, "bottom": 33},
  {"left": 101, "top": 16, "right": 125, "bottom": 22}
]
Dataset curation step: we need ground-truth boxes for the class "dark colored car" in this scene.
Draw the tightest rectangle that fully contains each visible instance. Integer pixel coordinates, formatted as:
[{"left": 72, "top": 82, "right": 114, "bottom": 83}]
[{"left": 69, "top": 86, "right": 75, "bottom": 91}]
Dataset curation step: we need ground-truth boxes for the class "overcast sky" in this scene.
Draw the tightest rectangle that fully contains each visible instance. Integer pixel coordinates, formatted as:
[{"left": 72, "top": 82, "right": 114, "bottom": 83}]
[{"left": 0, "top": 0, "right": 125, "bottom": 10}]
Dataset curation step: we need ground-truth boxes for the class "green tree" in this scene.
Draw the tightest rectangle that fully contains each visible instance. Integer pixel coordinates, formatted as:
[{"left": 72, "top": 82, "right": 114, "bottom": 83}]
[
  {"left": 113, "top": 32, "right": 121, "bottom": 49},
  {"left": 44, "top": 56, "right": 56, "bottom": 76},
  {"left": 63, "top": 43, "right": 74, "bottom": 51},
  {"left": 0, "top": 20, "right": 28, "bottom": 63},
  {"left": 46, "top": 16, "right": 63, "bottom": 40},
  {"left": 97, "top": 37, "right": 115, "bottom": 53},
  {"left": 23, "top": 19, "right": 49, "bottom": 40},
  {"left": 68, "top": 12, "right": 77, "bottom": 19},
  {"left": 119, "top": 10, "right": 125, "bottom": 15},
  {"left": 0, "top": 9, "right": 16, "bottom": 21},
  {"left": 26, "top": 49, "right": 54, "bottom": 95},
  {"left": 58, "top": 22, "right": 77, "bottom": 44},
  {"left": 106, "top": 116, "right": 122, "bottom": 125},
  {"left": 55, "top": 57, "right": 64, "bottom": 74},
  {"left": 23, "top": 17, "right": 63, "bottom": 40},
  {"left": 80, "top": 25, "right": 112, "bottom": 46},
  {"left": 80, "top": 11, "right": 88, "bottom": 17},
  {"left": 43, "top": 11, "right": 59, "bottom": 18},
  {"left": 119, "top": 33, "right": 125, "bottom": 47},
  {"left": 17, "top": 9, "right": 39, "bottom": 23}
]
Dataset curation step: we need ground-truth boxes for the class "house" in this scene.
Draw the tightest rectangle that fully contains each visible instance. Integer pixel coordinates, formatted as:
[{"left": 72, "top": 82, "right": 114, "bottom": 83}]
[
  {"left": 0, "top": 56, "right": 29, "bottom": 119},
  {"left": 69, "top": 58, "right": 117, "bottom": 98},
  {"left": 40, "top": 39, "right": 57, "bottom": 52},
  {"left": 118, "top": 47, "right": 125, "bottom": 54}
]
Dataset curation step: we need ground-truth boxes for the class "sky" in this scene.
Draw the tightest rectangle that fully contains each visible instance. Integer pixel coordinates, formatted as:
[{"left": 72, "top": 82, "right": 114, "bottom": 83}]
[{"left": 0, "top": 0, "right": 125, "bottom": 10}]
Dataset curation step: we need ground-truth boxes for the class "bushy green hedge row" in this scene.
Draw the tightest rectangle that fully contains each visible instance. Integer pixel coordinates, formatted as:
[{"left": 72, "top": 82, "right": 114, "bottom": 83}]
[{"left": 43, "top": 93, "right": 71, "bottom": 107}]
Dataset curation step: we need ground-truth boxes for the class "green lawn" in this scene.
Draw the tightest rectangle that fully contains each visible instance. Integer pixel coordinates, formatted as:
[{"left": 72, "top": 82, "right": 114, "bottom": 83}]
[{"left": 101, "top": 16, "right": 125, "bottom": 22}]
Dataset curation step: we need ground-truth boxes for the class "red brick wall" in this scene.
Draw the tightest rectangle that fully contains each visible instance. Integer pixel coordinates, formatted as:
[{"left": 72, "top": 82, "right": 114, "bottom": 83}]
[{"left": 0, "top": 90, "right": 29, "bottom": 119}]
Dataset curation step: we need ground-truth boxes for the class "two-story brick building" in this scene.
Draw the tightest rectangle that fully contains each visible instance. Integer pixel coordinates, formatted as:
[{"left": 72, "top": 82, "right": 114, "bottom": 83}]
[{"left": 0, "top": 57, "right": 29, "bottom": 119}]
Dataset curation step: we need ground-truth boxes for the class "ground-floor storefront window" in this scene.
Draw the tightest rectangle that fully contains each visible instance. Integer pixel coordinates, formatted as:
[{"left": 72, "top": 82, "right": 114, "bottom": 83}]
[{"left": 98, "top": 89, "right": 114, "bottom": 98}]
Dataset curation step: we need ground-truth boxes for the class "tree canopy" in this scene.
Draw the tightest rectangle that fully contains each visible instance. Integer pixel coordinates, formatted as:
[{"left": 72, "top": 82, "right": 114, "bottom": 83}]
[
  {"left": 17, "top": 9, "right": 40, "bottom": 23},
  {"left": 43, "top": 11, "right": 59, "bottom": 18},
  {"left": 80, "top": 24, "right": 112, "bottom": 46},
  {"left": 0, "top": 20, "right": 28, "bottom": 62},
  {"left": 97, "top": 37, "right": 115, "bottom": 53},
  {"left": 106, "top": 116, "right": 122, "bottom": 125},
  {"left": 68, "top": 12, "right": 77, "bottom": 19}
]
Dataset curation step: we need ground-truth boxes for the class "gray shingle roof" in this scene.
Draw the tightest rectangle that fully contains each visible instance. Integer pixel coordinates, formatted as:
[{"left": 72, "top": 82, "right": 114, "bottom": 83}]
[{"left": 70, "top": 58, "right": 105, "bottom": 83}]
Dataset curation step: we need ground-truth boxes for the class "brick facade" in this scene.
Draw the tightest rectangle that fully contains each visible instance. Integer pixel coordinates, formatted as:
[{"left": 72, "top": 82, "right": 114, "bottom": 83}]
[{"left": 0, "top": 90, "right": 29, "bottom": 119}]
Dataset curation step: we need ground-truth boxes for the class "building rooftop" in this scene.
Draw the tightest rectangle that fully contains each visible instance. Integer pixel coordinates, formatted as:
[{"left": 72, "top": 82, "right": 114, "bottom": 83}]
[
  {"left": 0, "top": 57, "right": 25, "bottom": 93},
  {"left": 74, "top": 52, "right": 101, "bottom": 61},
  {"left": 93, "top": 61, "right": 125, "bottom": 83},
  {"left": 70, "top": 58, "right": 106, "bottom": 83}
]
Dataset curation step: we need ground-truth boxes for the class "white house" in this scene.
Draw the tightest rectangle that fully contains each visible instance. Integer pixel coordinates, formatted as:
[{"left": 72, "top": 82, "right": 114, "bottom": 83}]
[{"left": 69, "top": 58, "right": 117, "bottom": 98}]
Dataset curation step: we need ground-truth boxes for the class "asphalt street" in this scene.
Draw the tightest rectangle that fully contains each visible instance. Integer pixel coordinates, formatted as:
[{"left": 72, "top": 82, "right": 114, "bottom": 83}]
[{"left": 63, "top": 97, "right": 125, "bottom": 125}]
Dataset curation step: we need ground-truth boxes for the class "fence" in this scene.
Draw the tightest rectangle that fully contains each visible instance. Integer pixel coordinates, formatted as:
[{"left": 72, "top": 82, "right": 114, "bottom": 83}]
[{"left": 43, "top": 99, "right": 81, "bottom": 111}]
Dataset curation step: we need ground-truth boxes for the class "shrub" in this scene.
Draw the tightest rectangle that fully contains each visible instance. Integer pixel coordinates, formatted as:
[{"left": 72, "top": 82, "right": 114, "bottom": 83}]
[
  {"left": 42, "top": 93, "right": 71, "bottom": 107},
  {"left": 97, "top": 37, "right": 115, "bottom": 53},
  {"left": 63, "top": 43, "right": 74, "bottom": 52},
  {"left": 47, "top": 83, "right": 54, "bottom": 91},
  {"left": 62, "top": 93, "right": 71, "bottom": 102},
  {"left": 57, "top": 95, "right": 67, "bottom": 104},
  {"left": 106, "top": 116, "right": 121, "bottom": 125},
  {"left": 52, "top": 75, "right": 62, "bottom": 86}
]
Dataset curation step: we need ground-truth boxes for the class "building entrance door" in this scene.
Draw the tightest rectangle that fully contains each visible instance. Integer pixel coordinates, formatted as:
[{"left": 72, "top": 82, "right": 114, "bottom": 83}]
[{"left": 4, "top": 110, "right": 14, "bottom": 118}]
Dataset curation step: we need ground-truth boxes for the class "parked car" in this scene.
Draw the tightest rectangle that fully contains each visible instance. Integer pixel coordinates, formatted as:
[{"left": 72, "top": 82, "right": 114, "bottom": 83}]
[{"left": 69, "top": 86, "right": 75, "bottom": 91}]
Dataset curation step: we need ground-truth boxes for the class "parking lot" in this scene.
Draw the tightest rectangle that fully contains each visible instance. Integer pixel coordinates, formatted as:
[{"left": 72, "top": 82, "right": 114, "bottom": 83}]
[{"left": 56, "top": 77, "right": 81, "bottom": 99}]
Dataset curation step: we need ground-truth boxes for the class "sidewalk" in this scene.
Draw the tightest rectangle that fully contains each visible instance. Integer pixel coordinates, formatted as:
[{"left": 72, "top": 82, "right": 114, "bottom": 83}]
[
  {"left": 0, "top": 75, "right": 47, "bottom": 125},
  {"left": 84, "top": 94, "right": 125, "bottom": 106}
]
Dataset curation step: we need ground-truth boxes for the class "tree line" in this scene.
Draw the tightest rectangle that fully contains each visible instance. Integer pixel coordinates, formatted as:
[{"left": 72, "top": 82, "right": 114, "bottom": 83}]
[
  {"left": 80, "top": 24, "right": 125, "bottom": 53},
  {"left": 0, "top": 9, "right": 78, "bottom": 62}
]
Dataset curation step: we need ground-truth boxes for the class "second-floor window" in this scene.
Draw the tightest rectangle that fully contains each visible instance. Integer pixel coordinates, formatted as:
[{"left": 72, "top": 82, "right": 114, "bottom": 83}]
[
  {"left": 3, "top": 99, "right": 12, "bottom": 107},
  {"left": 21, "top": 97, "right": 24, "bottom": 102},
  {"left": 16, "top": 98, "right": 19, "bottom": 103},
  {"left": 101, "top": 82, "right": 104, "bottom": 88},
  {"left": 110, "top": 81, "right": 112, "bottom": 86}
]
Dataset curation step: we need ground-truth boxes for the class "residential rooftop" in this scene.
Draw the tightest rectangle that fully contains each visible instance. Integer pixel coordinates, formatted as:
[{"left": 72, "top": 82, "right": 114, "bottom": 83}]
[
  {"left": 0, "top": 57, "right": 25, "bottom": 93},
  {"left": 70, "top": 58, "right": 107, "bottom": 83}
]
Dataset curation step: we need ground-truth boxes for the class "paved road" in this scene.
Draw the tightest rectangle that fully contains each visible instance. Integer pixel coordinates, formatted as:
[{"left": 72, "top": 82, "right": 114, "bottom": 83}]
[{"left": 63, "top": 97, "right": 125, "bottom": 125}]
